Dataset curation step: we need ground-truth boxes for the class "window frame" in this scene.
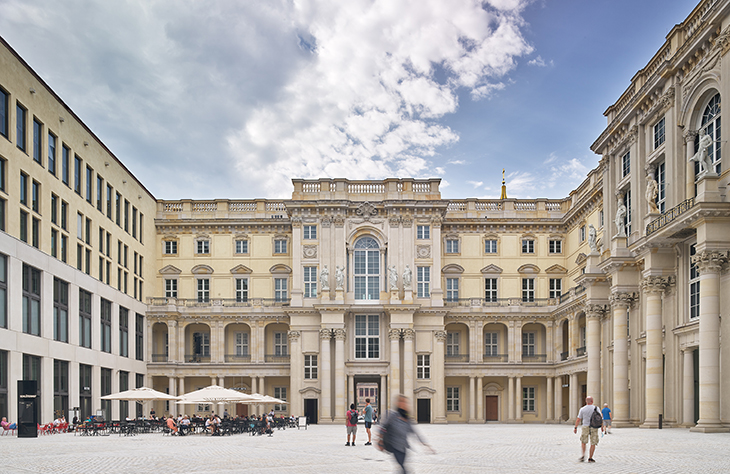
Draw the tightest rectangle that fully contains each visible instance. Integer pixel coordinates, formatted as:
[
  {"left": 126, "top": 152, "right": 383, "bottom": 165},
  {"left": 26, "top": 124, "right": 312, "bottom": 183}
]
[
  {"left": 416, "top": 225, "right": 430, "bottom": 239},
  {"left": 485, "top": 278, "right": 498, "bottom": 302},
  {"left": 484, "top": 332, "right": 498, "bottom": 356},
  {"left": 416, "top": 266, "right": 430, "bottom": 298},
  {"left": 53, "top": 278, "right": 68, "bottom": 342},
  {"left": 445, "top": 277, "right": 459, "bottom": 302},
  {"left": 446, "top": 386, "right": 460, "bottom": 412},
  {"left": 302, "top": 225, "right": 317, "bottom": 240},
  {"left": 100, "top": 298, "right": 112, "bottom": 353},
  {"left": 621, "top": 151, "right": 630, "bottom": 178},
  {"left": 274, "top": 277, "right": 288, "bottom": 302},
  {"left": 22, "top": 264, "right": 41, "bottom": 336},
  {"left": 654, "top": 117, "right": 665, "bottom": 149},
  {"left": 484, "top": 238, "right": 498, "bottom": 254},
  {"left": 354, "top": 314, "right": 380, "bottom": 359},
  {"left": 417, "top": 354, "right": 430, "bottom": 379},
  {"left": 689, "top": 243, "right": 700, "bottom": 320},
  {"left": 196, "top": 278, "right": 210, "bottom": 303},
  {"left": 521, "top": 238, "right": 535, "bottom": 254},
  {"left": 446, "top": 331, "right": 460, "bottom": 356},
  {"left": 235, "top": 277, "right": 248, "bottom": 302},
  {"left": 549, "top": 278, "right": 562, "bottom": 299},
  {"left": 303, "top": 266, "right": 317, "bottom": 298},
  {"left": 304, "top": 354, "right": 318, "bottom": 379},
  {"left": 521, "top": 278, "right": 535, "bottom": 302},
  {"left": 79, "top": 289, "right": 92, "bottom": 348},
  {"left": 548, "top": 239, "right": 562, "bottom": 254},
  {"left": 522, "top": 386, "right": 536, "bottom": 412}
]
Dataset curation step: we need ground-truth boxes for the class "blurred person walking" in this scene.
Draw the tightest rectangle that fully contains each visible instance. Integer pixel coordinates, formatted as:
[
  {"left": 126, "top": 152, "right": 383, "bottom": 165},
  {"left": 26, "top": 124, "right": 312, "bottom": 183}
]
[{"left": 376, "top": 394, "right": 434, "bottom": 473}]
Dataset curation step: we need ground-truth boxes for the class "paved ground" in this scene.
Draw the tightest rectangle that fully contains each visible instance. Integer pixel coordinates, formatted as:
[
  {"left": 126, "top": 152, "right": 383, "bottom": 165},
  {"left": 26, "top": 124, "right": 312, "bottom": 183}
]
[{"left": 1, "top": 424, "right": 729, "bottom": 473}]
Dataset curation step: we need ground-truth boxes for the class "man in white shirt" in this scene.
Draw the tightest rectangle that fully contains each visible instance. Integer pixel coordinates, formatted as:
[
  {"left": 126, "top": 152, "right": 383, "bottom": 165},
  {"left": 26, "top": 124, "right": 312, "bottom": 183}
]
[{"left": 573, "top": 396, "right": 604, "bottom": 462}]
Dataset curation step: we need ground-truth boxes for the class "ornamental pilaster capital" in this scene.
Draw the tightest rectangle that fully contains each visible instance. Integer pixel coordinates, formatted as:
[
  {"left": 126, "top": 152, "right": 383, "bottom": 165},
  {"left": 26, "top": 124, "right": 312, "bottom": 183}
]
[
  {"left": 169, "top": 320, "right": 178, "bottom": 328},
  {"left": 683, "top": 128, "right": 698, "bottom": 143},
  {"left": 287, "top": 330, "right": 301, "bottom": 342},
  {"left": 434, "top": 330, "right": 447, "bottom": 342},
  {"left": 641, "top": 276, "right": 671, "bottom": 294},
  {"left": 609, "top": 291, "right": 637, "bottom": 309},
  {"left": 333, "top": 328, "right": 346, "bottom": 341},
  {"left": 388, "top": 328, "right": 402, "bottom": 341},
  {"left": 402, "top": 328, "right": 415, "bottom": 340},
  {"left": 691, "top": 250, "right": 730, "bottom": 275},
  {"left": 431, "top": 216, "right": 442, "bottom": 228},
  {"left": 291, "top": 217, "right": 302, "bottom": 227},
  {"left": 584, "top": 304, "right": 608, "bottom": 320},
  {"left": 333, "top": 215, "right": 345, "bottom": 228},
  {"left": 319, "top": 328, "right": 333, "bottom": 340}
]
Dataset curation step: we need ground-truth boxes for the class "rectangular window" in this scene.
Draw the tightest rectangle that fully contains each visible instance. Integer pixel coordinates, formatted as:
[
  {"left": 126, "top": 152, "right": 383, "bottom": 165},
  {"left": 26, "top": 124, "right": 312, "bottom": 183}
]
[
  {"left": 100, "top": 368, "right": 112, "bottom": 421},
  {"left": 76, "top": 213, "right": 83, "bottom": 240},
  {"left": 0, "top": 158, "right": 4, "bottom": 192},
  {"left": 62, "top": 145, "right": 70, "bottom": 185},
  {"left": 86, "top": 217, "right": 92, "bottom": 245},
  {"left": 273, "top": 387, "right": 287, "bottom": 412},
  {"left": 0, "top": 198, "right": 4, "bottom": 232},
  {"left": 303, "top": 266, "right": 317, "bottom": 298},
  {"left": 196, "top": 240, "right": 209, "bottom": 254},
  {"left": 446, "top": 386, "right": 460, "bottom": 412},
  {"left": 622, "top": 151, "right": 630, "bottom": 178},
  {"left": 485, "top": 278, "right": 498, "bottom": 302},
  {"left": 163, "top": 241, "right": 178, "bottom": 254},
  {"left": 522, "top": 332, "right": 536, "bottom": 356},
  {"left": 303, "top": 225, "right": 317, "bottom": 239},
  {"left": 118, "top": 371, "right": 129, "bottom": 419},
  {"left": 417, "top": 266, "right": 430, "bottom": 298},
  {"left": 48, "top": 132, "right": 56, "bottom": 175},
  {"left": 74, "top": 156, "right": 82, "bottom": 195},
  {"left": 135, "top": 314, "right": 144, "bottom": 361},
  {"left": 484, "top": 332, "right": 498, "bottom": 356},
  {"left": 0, "top": 87, "right": 7, "bottom": 138},
  {"left": 549, "top": 278, "right": 562, "bottom": 299},
  {"left": 60, "top": 235, "right": 67, "bottom": 263},
  {"left": 20, "top": 172, "right": 28, "bottom": 206},
  {"left": 417, "top": 354, "right": 430, "bottom": 379},
  {"left": 446, "top": 278, "right": 459, "bottom": 302},
  {"left": 16, "top": 103, "right": 26, "bottom": 151},
  {"left": 96, "top": 176, "right": 103, "bottom": 211},
  {"left": 50, "top": 193, "right": 58, "bottom": 224},
  {"left": 580, "top": 225, "right": 586, "bottom": 242},
  {"left": 115, "top": 192, "right": 121, "bottom": 225},
  {"left": 304, "top": 354, "right": 318, "bottom": 379},
  {"left": 521, "top": 239, "right": 534, "bottom": 254},
  {"left": 274, "top": 332, "right": 288, "bottom": 356},
  {"left": 100, "top": 299, "right": 111, "bottom": 353},
  {"left": 22, "top": 264, "right": 41, "bottom": 336},
  {"left": 20, "top": 210, "right": 28, "bottom": 242},
  {"left": 274, "top": 239, "right": 287, "bottom": 254},
  {"left": 33, "top": 118, "right": 42, "bottom": 163},
  {"left": 234, "top": 332, "right": 249, "bottom": 356},
  {"left": 31, "top": 217, "right": 40, "bottom": 248},
  {"left": 119, "top": 307, "right": 129, "bottom": 358},
  {"left": 235, "top": 239, "right": 248, "bottom": 254},
  {"left": 123, "top": 244, "right": 128, "bottom": 268},
  {"left": 61, "top": 201, "right": 68, "bottom": 230},
  {"left": 31, "top": 180, "right": 39, "bottom": 213},
  {"left": 416, "top": 225, "right": 430, "bottom": 239},
  {"left": 197, "top": 279, "right": 209, "bottom": 302},
  {"left": 165, "top": 279, "right": 178, "bottom": 298},
  {"left": 139, "top": 214, "right": 143, "bottom": 244},
  {"left": 354, "top": 314, "right": 379, "bottom": 359},
  {"left": 53, "top": 278, "right": 68, "bottom": 342},
  {"left": 522, "top": 278, "right": 535, "bottom": 302},
  {"left": 654, "top": 117, "right": 665, "bottom": 149},
  {"left": 124, "top": 199, "right": 129, "bottom": 232},
  {"left": 690, "top": 244, "right": 700, "bottom": 319},
  {"left": 522, "top": 386, "right": 536, "bottom": 412},
  {"left": 484, "top": 239, "right": 497, "bottom": 254},
  {"left": 445, "top": 239, "right": 459, "bottom": 253},
  {"left": 549, "top": 239, "right": 562, "bottom": 254},
  {"left": 53, "top": 359, "right": 69, "bottom": 421},
  {"left": 79, "top": 289, "right": 92, "bottom": 348},
  {"left": 131, "top": 207, "right": 137, "bottom": 239},
  {"left": 656, "top": 162, "right": 666, "bottom": 213},
  {"left": 0, "top": 254, "right": 6, "bottom": 329},
  {"left": 446, "top": 331, "right": 460, "bottom": 356},
  {"left": 235, "top": 278, "right": 248, "bottom": 302},
  {"left": 79, "top": 364, "right": 92, "bottom": 420},
  {"left": 106, "top": 184, "right": 112, "bottom": 218},
  {"left": 274, "top": 277, "right": 288, "bottom": 301}
]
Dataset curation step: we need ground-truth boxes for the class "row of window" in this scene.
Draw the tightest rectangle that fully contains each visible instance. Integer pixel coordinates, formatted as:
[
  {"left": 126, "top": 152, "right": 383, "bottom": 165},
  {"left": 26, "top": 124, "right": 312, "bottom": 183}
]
[{"left": 444, "top": 386, "right": 537, "bottom": 413}]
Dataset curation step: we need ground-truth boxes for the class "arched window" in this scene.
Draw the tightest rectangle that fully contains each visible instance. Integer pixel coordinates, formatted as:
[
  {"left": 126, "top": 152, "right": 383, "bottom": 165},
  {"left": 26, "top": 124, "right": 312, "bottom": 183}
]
[
  {"left": 698, "top": 93, "right": 721, "bottom": 174},
  {"left": 353, "top": 237, "right": 380, "bottom": 300}
]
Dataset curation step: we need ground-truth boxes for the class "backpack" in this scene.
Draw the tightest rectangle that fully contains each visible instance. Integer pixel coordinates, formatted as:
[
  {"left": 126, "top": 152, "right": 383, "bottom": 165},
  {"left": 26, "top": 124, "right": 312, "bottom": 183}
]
[
  {"left": 349, "top": 410, "right": 358, "bottom": 425},
  {"left": 590, "top": 407, "right": 603, "bottom": 429},
  {"left": 378, "top": 417, "right": 394, "bottom": 453}
]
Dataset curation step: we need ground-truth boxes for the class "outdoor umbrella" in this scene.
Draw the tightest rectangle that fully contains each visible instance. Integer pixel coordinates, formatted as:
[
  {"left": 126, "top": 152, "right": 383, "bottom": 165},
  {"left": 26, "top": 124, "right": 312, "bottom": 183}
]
[
  {"left": 100, "top": 386, "right": 181, "bottom": 402},
  {"left": 176, "top": 385, "right": 260, "bottom": 404}
]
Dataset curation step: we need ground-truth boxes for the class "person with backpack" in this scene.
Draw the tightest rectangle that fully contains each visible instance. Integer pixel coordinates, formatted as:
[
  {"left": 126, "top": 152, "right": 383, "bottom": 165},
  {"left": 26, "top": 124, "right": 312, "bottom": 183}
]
[
  {"left": 345, "top": 403, "right": 359, "bottom": 446},
  {"left": 573, "top": 395, "right": 605, "bottom": 462}
]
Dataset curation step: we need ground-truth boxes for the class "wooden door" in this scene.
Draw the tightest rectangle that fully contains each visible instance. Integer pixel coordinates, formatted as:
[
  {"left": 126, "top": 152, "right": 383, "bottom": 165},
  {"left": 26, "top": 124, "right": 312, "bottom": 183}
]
[{"left": 485, "top": 396, "right": 499, "bottom": 421}]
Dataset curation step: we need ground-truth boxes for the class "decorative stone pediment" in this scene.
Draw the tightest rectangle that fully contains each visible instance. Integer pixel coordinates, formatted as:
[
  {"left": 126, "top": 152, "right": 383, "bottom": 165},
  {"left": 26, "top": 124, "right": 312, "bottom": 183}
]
[
  {"left": 269, "top": 264, "right": 292, "bottom": 274},
  {"left": 517, "top": 264, "right": 540, "bottom": 274},
  {"left": 159, "top": 265, "right": 182, "bottom": 275},
  {"left": 545, "top": 264, "right": 568, "bottom": 274},
  {"left": 484, "top": 382, "right": 503, "bottom": 395},
  {"left": 481, "top": 264, "right": 503, "bottom": 274},
  {"left": 230, "top": 264, "right": 252, "bottom": 275},
  {"left": 413, "top": 386, "right": 436, "bottom": 398},
  {"left": 575, "top": 253, "right": 587, "bottom": 265},
  {"left": 442, "top": 264, "right": 464, "bottom": 275},
  {"left": 300, "top": 386, "right": 322, "bottom": 396},
  {"left": 191, "top": 264, "right": 214, "bottom": 275}
]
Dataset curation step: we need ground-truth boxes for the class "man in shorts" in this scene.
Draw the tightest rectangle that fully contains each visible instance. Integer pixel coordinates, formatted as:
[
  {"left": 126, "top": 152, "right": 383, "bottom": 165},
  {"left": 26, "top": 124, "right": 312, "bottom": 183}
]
[
  {"left": 345, "top": 403, "right": 358, "bottom": 446},
  {"left": 573, "top": 396, "right": 604, "bottom": 462},
  {"left": 363, "top": 398, "right": 374, "bottom": 445},
  {"left": 602, "top": 403, "right": 612, "bottom": 434}
]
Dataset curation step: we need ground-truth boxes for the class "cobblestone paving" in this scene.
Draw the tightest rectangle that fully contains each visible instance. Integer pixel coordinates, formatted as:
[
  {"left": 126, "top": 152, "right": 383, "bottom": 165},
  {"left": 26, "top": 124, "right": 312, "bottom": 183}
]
[{"left": 2, "top": 424, "right": 729, "bottom": 473}]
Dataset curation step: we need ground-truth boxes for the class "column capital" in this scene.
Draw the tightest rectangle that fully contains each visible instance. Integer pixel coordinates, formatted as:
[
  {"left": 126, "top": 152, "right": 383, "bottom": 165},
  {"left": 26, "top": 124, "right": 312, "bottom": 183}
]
[
  {"left": 402, "top": 328, "right": 415, "bottom": 340},
  {"left": 683, "top": 128, "right": 698, "bottom": 143},
  {"left": 609, "top": 291, "right": 637, "bottom": 309},
  {"left": 584, "top": 304, "right": 608, "bottom": 320},
  {"left": 434, "top": 330, "right": 447, "bottom": 342},
  {"left": 691, "top": 250, "right": 729, "bottom": 275},
  {"left": 640, "top": 275, "right": 672, "bottom": 294},
  {"left": 288, "top": 330, "right": 301, "bottom": 341},
  {"left": 388, "top": 328, "right": 402, "bottom": 341},
  {"left": 333, "top": 328, "right": 346, "bottom": 341},
  {"left": 319, "top": 328, "right": 333, "bottom": 340}
]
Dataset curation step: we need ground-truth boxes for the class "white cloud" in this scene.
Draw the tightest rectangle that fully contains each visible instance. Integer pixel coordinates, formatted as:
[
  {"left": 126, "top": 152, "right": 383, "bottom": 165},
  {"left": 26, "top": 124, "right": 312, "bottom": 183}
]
[
  {"left": 447, "top": 159, "right": 467, "bottom": 165},
  {"left": 527, "top": 55, "right": 553, "bottom": 67},
  {"left": 467, "top": 180, "right": 484, "bottom": 188}
]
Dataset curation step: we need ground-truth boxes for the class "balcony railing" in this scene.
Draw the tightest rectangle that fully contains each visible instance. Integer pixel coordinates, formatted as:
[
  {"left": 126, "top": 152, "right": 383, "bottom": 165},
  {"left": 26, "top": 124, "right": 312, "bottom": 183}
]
[
  {"left": 265, "top": 354, "right": 291, "bottom": 363},
  {"left": 148, "top": 297, "right": 290, "bottom": 308},
  {"left": 443, "top": 297, "right": 557, "bottom": 307},
  {"left": 646, "top": 197, "right": 695, "bottom": 236},
  {"left": 559, "top": 285, "right": 586, "bottom": 304},
  {"left": 483, "top": 354, "right": 508, "bottom": 362},
  {"left": 560, "top": 351, "right": 569, "bottom": 361},
  {"left": 225, "top": 354, "right": 252, "bottom": 363},
  {"left": 521, "top": 353, "right": 547, "bottom": 362},
  {"left": 445, "top": 354, "right": 469, "bottom": 362},
  {"left": 576, "top": 346, "right": 586, "bottom": 357},
  {"left": 151, "top": 354, "right": 168, "bottom": 363},
  {"left": 185, "top": 354, "right": 211, "bottom": 363}
]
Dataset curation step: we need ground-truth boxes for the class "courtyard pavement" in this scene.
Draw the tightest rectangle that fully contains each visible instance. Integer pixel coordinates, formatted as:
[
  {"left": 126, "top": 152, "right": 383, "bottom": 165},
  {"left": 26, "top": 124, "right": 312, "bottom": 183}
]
[{"left": 1, "top": 423, "right": 728, "bottom": 473}]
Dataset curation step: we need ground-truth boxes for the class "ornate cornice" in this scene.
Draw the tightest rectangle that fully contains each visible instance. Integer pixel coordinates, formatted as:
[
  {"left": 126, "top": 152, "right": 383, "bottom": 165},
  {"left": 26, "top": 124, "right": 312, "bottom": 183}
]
[{"left": 691, "top": 250, "right": 730, "bottom": 274}]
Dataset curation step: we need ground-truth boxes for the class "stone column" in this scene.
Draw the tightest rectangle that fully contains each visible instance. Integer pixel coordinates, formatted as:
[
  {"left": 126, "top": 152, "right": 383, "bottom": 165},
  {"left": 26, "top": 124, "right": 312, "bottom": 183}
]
[
  {"left": 169, "top": 378, "right": 177, "bottom": 417},
  {"left": 469, "top": 376, "right": 476, "bottom": 423},
  {"left": 515, "top": 377, "right": 522, "bottom": 421},
  {"left": 389, "top": 329, "right": 401, "bottom": 396},
  {"left": 319, "top": 329, "right": 332, "bottom": 422},
  {"left": 433, "top": 331, "right": 447, "bottom": 423},
  {"left": 569, "top": 373, "right": 579, "bottom": 422},
  {"left": 683, "top": 348, "right": 695, "bottom": 427},
  {"left": 168, "top": 320, "right": 178, "bottom": 362},
  {"left": 640, "top": 276, "right": 669, "bottom": 428},
  {"left": 178, "top": 378, "right": 185, "bottom": 416},
  {"left": 402, "top": 329, "right": 415, "bottom": 399},
  {"left": 288, "top": 330, "right": 302, "bottom": 417},
  {"left": 609, "top": 292, "right": 633, "bottom": 426},
  {"left": 691, "top": 251, "right": 729, "bottom": 432},
  {"left": 380, "top": 374, "right": 388, "bottom": 416},
  {"left": 554, "top": 376, "right": 563, "bottom": 422},
  {"left": 251, "top": 377, "right": 258, "bottom": 416},
  {"left": 585, "top": 304, "right": 605, "bottom": 404},
  {"left": 348, "top": 375, "right": 354, "bottom": 407},
  {"left": 508, "top": 377, "right": 515, "bottom": 421},
  {"left": 477, "top": 376, "right": 484, "bottom": 422},
  {"left": 569, "top": 315, "right": 577, "bottom": 357},
  {"left": 178, "top": 321, "right": 185, "bottom": 363},
  {"left": 334, "top": 328, "right": 346, "bottom": 423},
  {"left": 684, "top": 129, "right": 698, "bottom": 199},
  {"left": 546, "top": 376, "right": 553, "bottom": 422}
]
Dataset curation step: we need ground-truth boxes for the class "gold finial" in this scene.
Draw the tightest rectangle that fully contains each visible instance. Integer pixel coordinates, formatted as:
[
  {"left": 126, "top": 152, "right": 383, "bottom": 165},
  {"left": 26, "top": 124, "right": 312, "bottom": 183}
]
[
  {"left": 502, "top": 168, "right": 505, "bottom": 184},
  {"left": 500, "top": 169, "right": 508, "bottom": 200}
]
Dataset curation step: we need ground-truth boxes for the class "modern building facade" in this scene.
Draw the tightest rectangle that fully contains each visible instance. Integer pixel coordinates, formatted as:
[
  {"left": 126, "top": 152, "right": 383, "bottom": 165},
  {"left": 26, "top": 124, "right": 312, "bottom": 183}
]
[{"left": 2, "top": 0, "right": 730, "bottom": 429}]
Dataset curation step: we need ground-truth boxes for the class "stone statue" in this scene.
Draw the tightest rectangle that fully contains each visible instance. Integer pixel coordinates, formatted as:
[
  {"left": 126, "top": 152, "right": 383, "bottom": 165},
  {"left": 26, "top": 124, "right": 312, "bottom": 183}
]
[
  {"left": 335, "top": 265, "right": 344, "bottom": 290},
  {"left": 319, "top": 265, "right": 329, "bottom": 291},
  {"left": 588, "top": 224, "right": 598, "bottom": 253},
  {"left": 615, "top": 197, "right": 627, "bottom": 237},
  {"left": 402, "top": 265, "right": 412, "bottom": 289},
  {"left": 646, "top": 173, "right": 659, "bottom": 214},
  {"left": 389, "top": 265, "right": 398, "bottom": 290},
  {"left": 688, "top": 130, "right": 715, "bottom": 176}
]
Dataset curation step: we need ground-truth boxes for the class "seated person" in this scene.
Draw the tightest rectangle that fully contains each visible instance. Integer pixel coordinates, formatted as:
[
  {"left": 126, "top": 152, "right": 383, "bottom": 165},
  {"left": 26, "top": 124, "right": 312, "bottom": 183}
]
[
  {"left": 179, "top": 415, "right": 191, "bottom": 435},
  {"left": 166, "top": 416, "right": 178, "bottom": 435},
  {"left": 1, "top": 417, "right": 17, "bottom": 431}
]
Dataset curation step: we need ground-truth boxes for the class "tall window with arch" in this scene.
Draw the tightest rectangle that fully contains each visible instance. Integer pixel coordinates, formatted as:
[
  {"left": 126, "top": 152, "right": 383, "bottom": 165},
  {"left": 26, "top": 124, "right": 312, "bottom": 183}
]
[
  {"left": 353, "top": 236, "right": 380, "bottom": 300},
  {"left": 696, "top": 93, "right": 721, "bottom": 176}
]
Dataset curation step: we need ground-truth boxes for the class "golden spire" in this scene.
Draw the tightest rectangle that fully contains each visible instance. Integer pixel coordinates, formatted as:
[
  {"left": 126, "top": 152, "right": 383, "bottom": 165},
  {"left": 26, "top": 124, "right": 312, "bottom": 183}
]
[{"left": 500, "top": 168, "right": 507, "bottom": 200}]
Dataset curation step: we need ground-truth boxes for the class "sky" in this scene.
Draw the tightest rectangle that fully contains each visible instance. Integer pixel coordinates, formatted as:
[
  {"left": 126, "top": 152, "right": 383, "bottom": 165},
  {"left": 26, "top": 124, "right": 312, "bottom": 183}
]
[{"left": 0, "top": 0, "right": 701, "bottom": 200}]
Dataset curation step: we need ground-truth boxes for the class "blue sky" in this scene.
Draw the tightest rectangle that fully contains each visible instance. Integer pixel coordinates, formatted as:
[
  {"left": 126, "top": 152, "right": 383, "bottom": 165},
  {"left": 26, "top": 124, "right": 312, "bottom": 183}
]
[{"left": 0, "top": 0, "right": 700, "bottom": 200}]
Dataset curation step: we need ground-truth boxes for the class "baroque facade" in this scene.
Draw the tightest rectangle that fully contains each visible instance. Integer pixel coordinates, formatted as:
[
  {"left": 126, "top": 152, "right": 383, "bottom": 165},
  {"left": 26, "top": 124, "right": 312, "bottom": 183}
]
[{"left": 2, "top": 0, "right": 730, "bottom": 429}]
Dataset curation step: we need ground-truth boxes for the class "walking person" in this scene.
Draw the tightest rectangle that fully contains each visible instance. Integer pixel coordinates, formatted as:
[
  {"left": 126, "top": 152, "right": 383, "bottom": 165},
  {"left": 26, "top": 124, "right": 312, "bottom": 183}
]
[
  {"left": 573, "top": 395, "right": 605, "bottom": 462},
  {"left": 377, "top": 394, "right": 435, "bottom": 473},
  {"left": 602, "top": 403, "right": 613, "bottom": 434},
  {"left": 346, "top": 403, "right": 358, "bottom": 446},
  {"left": 363, "top": 398, "right": 374, "bottom": 445}
]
